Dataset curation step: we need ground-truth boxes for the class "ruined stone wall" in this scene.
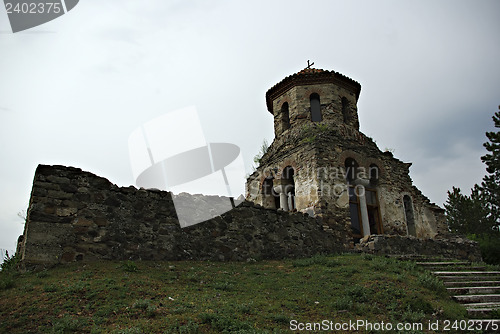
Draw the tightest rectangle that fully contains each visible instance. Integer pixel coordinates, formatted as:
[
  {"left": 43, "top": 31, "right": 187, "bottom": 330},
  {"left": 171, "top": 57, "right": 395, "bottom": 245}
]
[
  {"left": 18, "top": 165, "right": 345, "bottom": 268},
  {"left": 355, "top": 235, "right": 482, "bottom": 262}
]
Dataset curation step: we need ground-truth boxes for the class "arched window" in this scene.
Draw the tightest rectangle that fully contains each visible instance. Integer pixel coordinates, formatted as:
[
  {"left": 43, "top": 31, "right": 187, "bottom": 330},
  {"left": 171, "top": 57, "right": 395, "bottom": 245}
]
[
  {"left": 341, "top": 97, "right": 350, "bottom": 123},
  {"left": 369, "top": 164, "right": 379, "bottom": 186},
  {"left": 310, "top": 93, "right": 322, "bottom": 122},
  {"left": 344, "top": 158, "right": 359, "bottom": 183},
  {"left": 403, "top": 195, "right": 416, "bottom": 237},
  {"left": 281, "top": 102, "right": 290, "bottom": 132}
]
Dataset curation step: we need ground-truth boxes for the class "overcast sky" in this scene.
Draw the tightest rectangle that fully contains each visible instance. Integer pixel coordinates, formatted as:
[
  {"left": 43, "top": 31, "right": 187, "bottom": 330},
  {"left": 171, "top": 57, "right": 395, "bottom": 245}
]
[{"left": 1, "top": 0, "right": 499, "bottom": 252}]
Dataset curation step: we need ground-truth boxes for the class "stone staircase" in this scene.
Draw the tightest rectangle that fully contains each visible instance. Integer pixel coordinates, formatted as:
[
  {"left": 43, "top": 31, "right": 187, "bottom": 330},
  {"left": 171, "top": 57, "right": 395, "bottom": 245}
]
[{"left": 416, "top": 259, "right": 500, "bottom": 320}]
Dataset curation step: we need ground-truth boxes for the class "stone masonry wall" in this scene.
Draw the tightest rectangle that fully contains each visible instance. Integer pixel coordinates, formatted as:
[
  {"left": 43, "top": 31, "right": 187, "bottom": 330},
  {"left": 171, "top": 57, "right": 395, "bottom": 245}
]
[
  {"left": 355, "top": 235, "right": 482, "bottom": 262},
  {"left": 17, "top": 165, "right": 344, "bottom": 268}
]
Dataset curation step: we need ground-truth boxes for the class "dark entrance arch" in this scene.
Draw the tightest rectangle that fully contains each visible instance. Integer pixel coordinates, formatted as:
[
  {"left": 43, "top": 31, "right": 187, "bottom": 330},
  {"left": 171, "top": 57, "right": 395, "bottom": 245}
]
[
  {"left": 403, "top": 195, "right": 416, "bottom": 237},
  {"left": 282, "top": 166, "right": 296, "bottom": 211},
  {"left": 262, "top": 177, "right": 279, "bottom": 209}
]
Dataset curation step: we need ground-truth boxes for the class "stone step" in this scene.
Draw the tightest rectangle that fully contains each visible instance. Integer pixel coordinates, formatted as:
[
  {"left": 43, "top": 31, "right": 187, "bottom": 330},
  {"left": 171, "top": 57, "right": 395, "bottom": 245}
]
[
  {"left": 463, "top": 302, "right": 500, "bottom": 309},
  {"left": 468, "top": 308, "right": 500, "bottom": 316},
  {"left": 453, "top": 294, "right": 500, "bottom": 304},
  {"left": 444, "top": 281, "right": 500, "bottom": 287},
  {"left": 417, "top": 261, "right": 470, "bottom": 266},
  {"left": 433, "top": 271, "right": 500, "bottom": 276},
  {"left": 427, "top": 266, "right": 488, "bottom": 271},
  {"left": 417, "top": 261, "right": 471, "bottom": 267},
  {"left": 390, "top": 255, "right": 451, "bottom": 262},
  {"left": 448, "top": 286, "right": 500, "bottom": 295},
  {"left": 437, "top": 275, "right": 500, "bottom": 282},
  {"left": 413, "top": 258, "right": 500, "bottom": 323}
]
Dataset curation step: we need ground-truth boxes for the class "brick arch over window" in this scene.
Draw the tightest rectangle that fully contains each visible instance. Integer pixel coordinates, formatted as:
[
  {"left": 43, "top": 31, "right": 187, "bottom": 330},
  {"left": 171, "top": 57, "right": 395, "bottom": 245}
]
[
  {"left": 338, "top": 153, "right": 385, "bottom": 180},
  {"left": 338, "top": 151, "right": 363, "bottom": 176},
  {"left": 364, "top": 158, "right": 385, "bottom": 184},
  {"left": 273, "top": 95, "right": 292, "bottom": 115},
  {"left": 344, "top": 157, "right": 359, "bottom": 182},
  {"left": 281, "top": 165, "right": 295, "bottom": 181},
  {"left": 278, "top": 159, "right": 299, "bottom": 179}
]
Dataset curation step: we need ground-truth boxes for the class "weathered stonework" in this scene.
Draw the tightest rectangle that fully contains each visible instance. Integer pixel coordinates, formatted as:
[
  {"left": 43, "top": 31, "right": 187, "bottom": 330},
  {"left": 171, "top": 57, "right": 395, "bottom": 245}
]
[
  {"left": 246, "top": 67, "right": 448, "bottom": 242},
  {"left": 17, "top": 165, "right": 344, "bottom": 267},
  {"left": 355, "top": 235, "right": 482, "bottom": 262}
]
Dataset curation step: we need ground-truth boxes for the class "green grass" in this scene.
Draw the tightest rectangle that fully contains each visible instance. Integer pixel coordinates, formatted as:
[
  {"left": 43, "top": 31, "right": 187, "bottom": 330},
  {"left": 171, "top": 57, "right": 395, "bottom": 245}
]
[{"left": 0, "top": 254, "right": 469, "bottom": 333}]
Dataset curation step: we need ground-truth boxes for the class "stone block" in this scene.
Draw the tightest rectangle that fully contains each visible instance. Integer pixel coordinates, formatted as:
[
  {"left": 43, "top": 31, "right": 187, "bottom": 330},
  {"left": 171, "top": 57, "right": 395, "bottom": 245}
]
[
  {"left": 73, "top": 218, "right": 93, "bottom": 227},
  {"left": 56, "top": 207, "right": 77, "bottom": 217},
  {"left": 47, "top": 190, "right": 73, "bottom": 200},
  {"left": 94, "top": 217, "right": 108, "bottom": 227},
  {"left": 46, "top": 175, "right": 70, "bottom": 184}
]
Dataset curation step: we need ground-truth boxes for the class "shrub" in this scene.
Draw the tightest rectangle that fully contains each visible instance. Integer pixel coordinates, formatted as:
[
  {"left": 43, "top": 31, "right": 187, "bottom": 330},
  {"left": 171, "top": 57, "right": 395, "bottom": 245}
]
[
  {"left": 112, "top": 327, "right": 141, "bottom": 334},
  {"left": 132, "top": 299, "right": 151, "bottom": 310},
  {"left": 291, "top": 254, "right": 335, "bottom": 267},
  {"left": 469, "top": 234, "right": 500, "bottom": 265},
  {"left": 346, "top": 285, "right": 369, "bottom": 302},
  {"left": 51, "top": 315, "right": 85, "bottom": 333},
  {"left": 403, "top": 296, "right": 434, "bottom": 314},
  {"left": 417, "top": 273, "right": 447, "bottom": 296},
  {"left": 400, "top": 305, "right": 426, "bottom": 323},
  {"left": 269, "top": 313, "right": 290, "bottom": 325},
  {"left": 199, "top": 313, "right": 253, "bottom": 333},
  {"left": 43, "top": 284, "right": 58, "bottom": 292},
  {"left": 0, "top": 251, "right": 19, "bottom": 273},
  {"left": 120, "top": 261, "right": 138, "bottom": 273},
  {"left": 213, "top": 281, "right": 234, "bottom": 291},
  {"left": 332, "top": 295, "right": 353, "bottom": 310},
  {"left": 0, "top": 275, "right": 15, "bottom": 290},
  {"left": 164, "top": 321, "right": 199, "bottom": 334}
]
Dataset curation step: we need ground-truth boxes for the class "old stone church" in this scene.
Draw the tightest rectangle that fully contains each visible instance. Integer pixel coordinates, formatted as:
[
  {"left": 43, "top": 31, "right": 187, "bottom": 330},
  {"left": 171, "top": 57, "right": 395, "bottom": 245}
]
[
  {"left": 246, "top": 66, "right": 448, "bottom": 243},
  {"left": 18, "top": 65, "right": 476, "bottom": 269}
]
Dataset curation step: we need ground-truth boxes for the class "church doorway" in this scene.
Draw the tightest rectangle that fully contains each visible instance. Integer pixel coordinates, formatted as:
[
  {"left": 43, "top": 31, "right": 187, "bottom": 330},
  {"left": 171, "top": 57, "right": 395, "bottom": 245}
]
[
  {"left": 281, "top": 166, "right": 296, "bottom": 211},
  {"left": 403, "top": 195, "right": 416, "bottom": 237}
]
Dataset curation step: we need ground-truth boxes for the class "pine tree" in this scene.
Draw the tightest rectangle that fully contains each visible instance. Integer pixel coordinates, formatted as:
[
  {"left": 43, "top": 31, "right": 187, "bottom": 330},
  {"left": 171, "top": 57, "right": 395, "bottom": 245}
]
[
  {"left": 444, "top": 185, "right": 491, "bottom": 235},
  {"left": 480, "top": 106, "right": 500, "bottom": 232},
  {"left": 445, "top": 106, "right": 499, "bottom": 236},
  {"left": 445, "top": 107, "right": 500, "bottom": 263}
]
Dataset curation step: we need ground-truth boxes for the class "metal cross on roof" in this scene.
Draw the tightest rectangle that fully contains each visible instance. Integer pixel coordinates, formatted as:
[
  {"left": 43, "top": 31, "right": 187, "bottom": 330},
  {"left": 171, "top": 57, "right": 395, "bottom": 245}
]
[{"left": 307, "top": 60, "right": 315, "bottom": 69}]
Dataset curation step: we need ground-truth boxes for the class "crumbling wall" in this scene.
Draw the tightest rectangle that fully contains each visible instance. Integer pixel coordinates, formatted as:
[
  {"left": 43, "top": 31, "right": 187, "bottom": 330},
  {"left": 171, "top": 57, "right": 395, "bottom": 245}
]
[
  {"left": 17, "top": 165, "right": 344, "bottom": 268},
  {"left": 355, "top": 235, "right": 482, "bottom": 262}
]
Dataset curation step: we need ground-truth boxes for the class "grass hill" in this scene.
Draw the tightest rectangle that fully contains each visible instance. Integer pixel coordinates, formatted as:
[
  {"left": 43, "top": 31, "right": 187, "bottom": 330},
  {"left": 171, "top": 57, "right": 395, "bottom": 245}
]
[{"left": 0, "top": 254, "right": 474, "bottom": 333}]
